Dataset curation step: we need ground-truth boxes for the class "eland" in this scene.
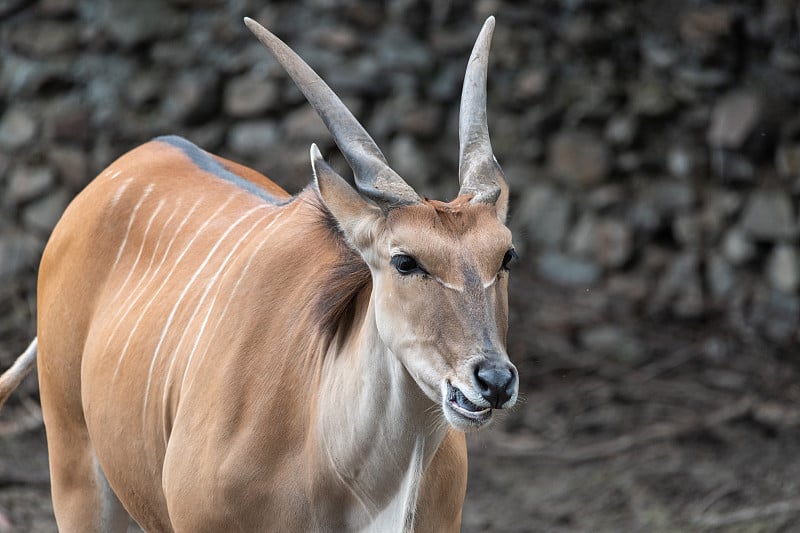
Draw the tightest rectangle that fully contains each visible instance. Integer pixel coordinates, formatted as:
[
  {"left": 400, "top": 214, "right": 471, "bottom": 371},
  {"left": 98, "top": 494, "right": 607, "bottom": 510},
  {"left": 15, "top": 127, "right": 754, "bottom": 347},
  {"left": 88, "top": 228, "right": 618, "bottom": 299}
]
[{"left": 0, "top": 16, "right": 518, "bottom": 532}]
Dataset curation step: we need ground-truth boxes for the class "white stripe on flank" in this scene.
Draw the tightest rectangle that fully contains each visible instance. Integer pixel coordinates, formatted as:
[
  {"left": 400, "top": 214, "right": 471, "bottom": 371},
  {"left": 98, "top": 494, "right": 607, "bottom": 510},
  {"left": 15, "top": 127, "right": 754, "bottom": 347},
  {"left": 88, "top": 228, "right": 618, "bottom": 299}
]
[
  {"left": 108, "top": 169, "right": 122, "bottom": 180},
  {"left": 178, "top": 210, "right": 287, "bottom": 391},
  {"left": 141, "top": 204, "right": 269, "bottom": 428},
  {"left": 110, "top": 183, "right": 153, "bottom": 271},
  {"left": 109, "top": 177, "right": 134, "bottom": 209},
  {"left": 106, "top": 199, "right": 165, "bottom": 309},
  {"left": 112, "top": 196, "right": 235, "bottom": 384},
  {"left": 102, "top": 198, "right": 198, "bottom": 357},
  {"left": 182, "top": 209, "right": 289, "bottom": 396}
]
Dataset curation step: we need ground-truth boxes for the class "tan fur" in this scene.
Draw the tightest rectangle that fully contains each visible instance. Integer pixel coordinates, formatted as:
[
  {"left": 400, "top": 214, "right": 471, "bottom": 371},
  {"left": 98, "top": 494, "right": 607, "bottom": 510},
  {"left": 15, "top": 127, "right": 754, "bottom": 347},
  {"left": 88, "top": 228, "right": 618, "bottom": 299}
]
[{"left": 0, "top": 137, "right": 517, "bottom": 532}]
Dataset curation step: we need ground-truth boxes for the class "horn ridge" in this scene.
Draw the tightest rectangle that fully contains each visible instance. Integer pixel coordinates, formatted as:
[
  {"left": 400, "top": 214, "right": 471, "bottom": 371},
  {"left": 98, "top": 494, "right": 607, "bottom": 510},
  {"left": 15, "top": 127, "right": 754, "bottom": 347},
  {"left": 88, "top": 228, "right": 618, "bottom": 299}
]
[{"left": 244, "top": 17, "right": 420, "bottom": 207}]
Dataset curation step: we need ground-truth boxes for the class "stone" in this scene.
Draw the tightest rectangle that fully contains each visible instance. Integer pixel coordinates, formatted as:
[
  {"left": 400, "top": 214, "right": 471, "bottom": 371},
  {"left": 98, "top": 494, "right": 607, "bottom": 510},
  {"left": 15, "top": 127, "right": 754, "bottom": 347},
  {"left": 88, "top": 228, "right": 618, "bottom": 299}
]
[
  {"left": 22, "top": 188, "right": 72, "bottom": 235},
  {"left": 224, "top": 75, "right": 280, "bottom": 118},
  {"left": 605, "top": 115, "right": 637, "bottom": 146},
  {"left": 39, "top": 0, "right": 77, "bottom": 16},
  {"left": 652, "top": 253, "right": 704, "bottom": 317},
  {"left": 45, "top": 103, "right": 91, "bottom": 145},
  {"left": 579, "top": 325, "right": 645, "bottom": 364},
  {"left": 49, "top": 146, "right": 89, "bottom": 190},
  {"left": 100, "top": 0, "right": 184, "bottom": 48},
  {"left": 513, "top": 67, "right": 549, "bottom": 101},
  {"left": 399, "top": 104, "right": 442, "bottom": 139},
  {"left": 227, "top": 120, "right": 280, "bottom": 158},
  {"left": 721, "top": 228, "right": 756, "bottom": 264},
  {"left": 162, "top": 71, "right": 220, "bottom": 126},
  {"left": 707, "top": 91, "right": 762, "bottom": 149},
  {"left": 750, "top": 286, "right": 800, "bottom": 344},
  {"left": 639, "top": 179, "right": 695, "bottom": 215},
  {"left": 739, "top": 189, "right": 796, "bottom": 241},
  {"left": 9, "top": 20, "right": 79, "bottom": 56},
  {"left": 680, "top": 5, "right": 738, "bottom": 48},
  {"left": 388, "top": 135, "right": 431, "bottom": 189},
  {"left": 515, "top": 185, "right": 573, "bottom": 248},
  {"left": 673, "top": 213, "right": 702, "bottom": 248},
  {"left": 766, "top": 244, "right": 800, "bottom": 293},
  {"left": 0, "top": 108, "right": 36, "bottom": 150},
  {"left": 0, "top": 230, "right": 42, "bottom": 282},
  {"left": 630, "top": 80, "right": 676, "bottom": 117},
  {"left": 776, "top": 143, "right": 800, "bottom": 177},
  {"left": 593, "top": 219, "right": 633, "bottom": 268},
  {"left": 536, "top": 252, "right": 601, "bottom": 287},
  {"left": 283, "top": 106, "right": 331, "bottom": 143},
  {"left": 548, "top": 129, "right": 610, "bottom": 187},
  {"left": 706, "top": 252, "right": 736, "bottom": 300},
  {"left": 570, "top": 215, "right": 632, "bottom": 268},
  {"left": 6, "top": 166, "right": 55, "bottom": 205},
  {"left": 667, "top": 145, "right": 703, "bottom": 179}
]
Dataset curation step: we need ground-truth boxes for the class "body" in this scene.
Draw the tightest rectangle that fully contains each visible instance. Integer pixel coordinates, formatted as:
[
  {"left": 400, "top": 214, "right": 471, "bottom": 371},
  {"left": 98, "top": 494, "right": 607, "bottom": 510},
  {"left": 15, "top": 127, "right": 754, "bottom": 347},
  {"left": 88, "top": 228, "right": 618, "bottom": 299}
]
[
  {"left": 0, "top": 16, "right": 516, "bottom": 532},
  {"left": 38, "top": 138, "right": 467, "bottom": 531}
]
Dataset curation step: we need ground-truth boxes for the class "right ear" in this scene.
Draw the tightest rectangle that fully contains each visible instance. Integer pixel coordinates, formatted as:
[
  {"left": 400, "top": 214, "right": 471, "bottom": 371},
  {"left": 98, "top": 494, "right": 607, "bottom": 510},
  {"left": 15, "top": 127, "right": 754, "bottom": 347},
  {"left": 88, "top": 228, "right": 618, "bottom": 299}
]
[{"left": 310, "top": 144, "right": 382, "bottom": 249}]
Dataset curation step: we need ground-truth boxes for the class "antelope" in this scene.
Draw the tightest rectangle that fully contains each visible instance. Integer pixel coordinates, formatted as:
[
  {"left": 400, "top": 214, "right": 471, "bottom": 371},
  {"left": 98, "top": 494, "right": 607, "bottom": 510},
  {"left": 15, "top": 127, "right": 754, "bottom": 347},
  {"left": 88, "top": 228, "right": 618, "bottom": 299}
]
[{"left": 0, "top": 16, "right": 518, "bottom": 532}]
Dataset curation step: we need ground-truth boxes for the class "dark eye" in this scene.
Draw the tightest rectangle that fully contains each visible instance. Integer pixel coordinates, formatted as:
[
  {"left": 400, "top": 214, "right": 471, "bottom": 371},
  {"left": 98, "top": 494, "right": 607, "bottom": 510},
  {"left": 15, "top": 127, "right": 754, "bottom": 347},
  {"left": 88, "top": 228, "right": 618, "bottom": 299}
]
[
  {"left": 391, "top": 254, "right": 424, "bottom": 275},
  {"left": 501, "top": 249, "right": 518, "bottom": 271}
]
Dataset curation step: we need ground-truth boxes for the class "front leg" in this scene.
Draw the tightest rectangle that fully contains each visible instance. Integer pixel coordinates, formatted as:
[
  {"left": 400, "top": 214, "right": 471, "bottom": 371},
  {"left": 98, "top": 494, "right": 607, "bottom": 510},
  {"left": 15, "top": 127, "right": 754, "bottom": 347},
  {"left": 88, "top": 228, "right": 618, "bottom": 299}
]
[{"left": 414, "top": 429, "right": 468, "bottom": 532}]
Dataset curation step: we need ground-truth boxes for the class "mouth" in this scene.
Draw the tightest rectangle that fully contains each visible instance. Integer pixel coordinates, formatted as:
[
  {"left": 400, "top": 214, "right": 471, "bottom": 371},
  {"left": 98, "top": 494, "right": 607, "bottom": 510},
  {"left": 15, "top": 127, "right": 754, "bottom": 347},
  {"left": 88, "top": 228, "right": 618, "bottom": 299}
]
[{"left": 446, "top": 381, "right": 491, "bottom": 423}]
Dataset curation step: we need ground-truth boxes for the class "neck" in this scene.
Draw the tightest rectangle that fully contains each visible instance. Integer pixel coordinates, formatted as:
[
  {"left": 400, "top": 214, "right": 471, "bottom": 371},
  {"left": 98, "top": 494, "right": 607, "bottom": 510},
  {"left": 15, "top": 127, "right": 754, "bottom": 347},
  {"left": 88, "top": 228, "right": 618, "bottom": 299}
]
[{"left": 314, "top": 291, "right": 447, "bottom": 530}]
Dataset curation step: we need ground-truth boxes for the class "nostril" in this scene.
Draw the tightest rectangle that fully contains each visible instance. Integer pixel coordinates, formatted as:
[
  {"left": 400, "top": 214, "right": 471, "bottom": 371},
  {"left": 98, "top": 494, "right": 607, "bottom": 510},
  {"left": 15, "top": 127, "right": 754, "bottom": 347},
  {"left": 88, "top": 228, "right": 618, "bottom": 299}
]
[{"left": 473, "top": 362, "right": 515, "bottom": 408}]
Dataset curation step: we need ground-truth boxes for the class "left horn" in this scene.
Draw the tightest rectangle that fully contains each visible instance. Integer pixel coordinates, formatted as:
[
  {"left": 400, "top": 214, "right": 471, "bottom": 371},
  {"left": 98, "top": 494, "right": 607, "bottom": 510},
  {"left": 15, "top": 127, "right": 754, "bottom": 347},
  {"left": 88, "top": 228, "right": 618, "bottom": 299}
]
[
  {"left": 244, "top": 17, "right": 421, "bottom": 207},
  {"left": 458, "top": 17, "right": 507, "bottom": 208}
]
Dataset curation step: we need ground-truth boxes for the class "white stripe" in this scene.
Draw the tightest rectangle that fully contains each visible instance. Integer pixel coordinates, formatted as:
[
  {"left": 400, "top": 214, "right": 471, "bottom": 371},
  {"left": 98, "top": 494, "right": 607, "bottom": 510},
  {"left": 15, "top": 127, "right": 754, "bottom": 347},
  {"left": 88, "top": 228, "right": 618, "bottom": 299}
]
[
  {"left": 182, "top": 210, "right": 289, "bottom": 395},
  {"left": 102, "top": 199, "right": 197, "bottom": 357},
  {"left": 112, "top": 196, "right": 235, "bottom": 383},
  {"left": 141, "top": 204, "right": 269, "bottom": 428},
  {"left": 178, "top": 210, "right": 286, "bottom": 391},
  {"left": 107, "top": 199, "right": 165, "bottom": 308},
  {"left": 109, "top": 177, "right": 134, "bottom": 209},
  {"left": 110, "top": 183, "right": 153, "bottom": 271}
]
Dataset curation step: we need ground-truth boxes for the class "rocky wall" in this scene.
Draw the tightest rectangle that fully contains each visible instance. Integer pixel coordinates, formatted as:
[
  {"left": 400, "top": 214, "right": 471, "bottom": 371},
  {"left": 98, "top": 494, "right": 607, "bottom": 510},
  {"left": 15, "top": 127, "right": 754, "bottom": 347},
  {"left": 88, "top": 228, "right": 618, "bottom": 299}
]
[{"left": 1, "top": 0, "right": 799, "bottom": 350}]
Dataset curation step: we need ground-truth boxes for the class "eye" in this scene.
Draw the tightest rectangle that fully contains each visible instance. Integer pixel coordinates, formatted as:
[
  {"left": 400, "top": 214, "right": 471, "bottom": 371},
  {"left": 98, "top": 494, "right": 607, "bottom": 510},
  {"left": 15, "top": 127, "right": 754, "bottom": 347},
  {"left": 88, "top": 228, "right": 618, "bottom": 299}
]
[
  {"left": 501, "top": 249, "right": 518, "bottom": 272},
  {"left": 391, "top": 254, "right": 425, "bottom": 275}
]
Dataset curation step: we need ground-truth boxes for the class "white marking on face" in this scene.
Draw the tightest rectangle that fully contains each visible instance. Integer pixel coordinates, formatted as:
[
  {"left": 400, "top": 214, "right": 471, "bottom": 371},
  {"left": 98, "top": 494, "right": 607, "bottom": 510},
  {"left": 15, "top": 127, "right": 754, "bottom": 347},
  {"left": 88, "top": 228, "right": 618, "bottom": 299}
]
[
  {"left": 434, "top": 276, "right": 463, "bottom": 292},
  {"left": 142, "top": 204, "right": 269, "bottom": 428}
]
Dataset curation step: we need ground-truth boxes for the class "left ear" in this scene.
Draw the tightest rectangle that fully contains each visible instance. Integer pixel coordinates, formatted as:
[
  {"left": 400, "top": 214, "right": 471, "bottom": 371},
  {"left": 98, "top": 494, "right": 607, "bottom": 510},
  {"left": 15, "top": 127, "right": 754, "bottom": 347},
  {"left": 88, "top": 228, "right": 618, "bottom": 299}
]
[
  {"left": 310, "top": 144, "right": 382, "bottom": 250},
  {"left": 493, "top": 156, "right": 509, "bottom": 224}
]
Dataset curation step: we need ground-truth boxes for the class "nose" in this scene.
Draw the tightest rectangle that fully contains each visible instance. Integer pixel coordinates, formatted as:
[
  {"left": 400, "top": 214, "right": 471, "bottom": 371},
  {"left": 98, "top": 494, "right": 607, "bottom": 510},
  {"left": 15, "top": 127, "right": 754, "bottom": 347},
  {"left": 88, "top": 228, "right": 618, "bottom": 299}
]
[{"left": 472, "top": 360, "right": 517, "bottom": 408}]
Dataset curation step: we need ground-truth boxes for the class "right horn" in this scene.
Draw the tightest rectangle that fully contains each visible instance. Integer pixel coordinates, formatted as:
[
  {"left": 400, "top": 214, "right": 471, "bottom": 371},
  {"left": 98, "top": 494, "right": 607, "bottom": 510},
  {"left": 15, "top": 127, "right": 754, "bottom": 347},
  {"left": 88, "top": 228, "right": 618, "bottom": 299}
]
[
  {"left": 244, "top": 18, "right": 421, "bottom": 208},
  {"left": 458, "top": 17, "right": 509, "bottom": 219}
]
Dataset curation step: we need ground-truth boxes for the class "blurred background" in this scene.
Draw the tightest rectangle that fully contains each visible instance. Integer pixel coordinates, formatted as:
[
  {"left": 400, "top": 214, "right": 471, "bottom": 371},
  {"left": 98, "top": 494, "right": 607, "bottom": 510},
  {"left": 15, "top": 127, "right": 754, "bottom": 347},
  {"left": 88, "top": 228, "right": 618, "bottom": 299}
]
[{"left": 1, "top": 0, "right": 799, "bottom": 531}]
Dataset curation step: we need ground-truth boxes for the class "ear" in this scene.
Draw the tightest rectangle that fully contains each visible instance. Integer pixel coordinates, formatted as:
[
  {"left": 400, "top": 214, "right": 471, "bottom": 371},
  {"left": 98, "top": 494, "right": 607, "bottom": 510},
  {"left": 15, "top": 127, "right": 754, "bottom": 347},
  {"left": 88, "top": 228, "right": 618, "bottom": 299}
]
[
  {"left": 493, "top": 156, "right": 509, "bottom": 224},
  {"left": 310, "top": 144, "right": 382, "bottom": 249}
]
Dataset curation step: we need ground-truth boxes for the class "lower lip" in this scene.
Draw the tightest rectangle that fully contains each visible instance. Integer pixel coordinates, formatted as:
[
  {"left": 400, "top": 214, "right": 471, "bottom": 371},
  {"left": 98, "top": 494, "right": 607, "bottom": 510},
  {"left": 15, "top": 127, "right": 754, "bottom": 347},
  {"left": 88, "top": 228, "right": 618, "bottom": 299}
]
[{"left": 448, "top": 399, "right": 491, "bottom": 422}]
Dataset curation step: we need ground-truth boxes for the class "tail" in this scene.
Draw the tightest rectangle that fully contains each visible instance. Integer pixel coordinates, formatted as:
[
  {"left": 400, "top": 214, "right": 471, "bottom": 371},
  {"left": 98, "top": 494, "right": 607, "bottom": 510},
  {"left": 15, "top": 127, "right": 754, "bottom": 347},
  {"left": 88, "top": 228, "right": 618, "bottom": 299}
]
[{"left": 0, "top": 338, "right": 38, "bottom": 410}]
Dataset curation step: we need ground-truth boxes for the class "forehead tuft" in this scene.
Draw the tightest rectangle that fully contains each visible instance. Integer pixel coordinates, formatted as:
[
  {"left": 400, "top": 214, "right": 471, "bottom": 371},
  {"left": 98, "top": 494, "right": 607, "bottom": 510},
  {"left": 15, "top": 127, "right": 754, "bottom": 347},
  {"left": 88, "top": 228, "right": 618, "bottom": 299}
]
[{"left": 388, "top": 195, "right": 499, "bottom": 234}]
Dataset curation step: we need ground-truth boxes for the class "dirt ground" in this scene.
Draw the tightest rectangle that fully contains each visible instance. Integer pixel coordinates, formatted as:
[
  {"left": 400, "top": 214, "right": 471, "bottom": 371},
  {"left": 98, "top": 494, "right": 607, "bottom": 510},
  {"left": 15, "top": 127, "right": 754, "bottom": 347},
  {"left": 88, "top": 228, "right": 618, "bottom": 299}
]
[{"left": 0, "top": 267, "right": 798, "bottom": 532}]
